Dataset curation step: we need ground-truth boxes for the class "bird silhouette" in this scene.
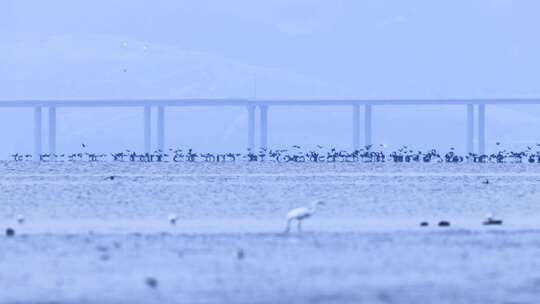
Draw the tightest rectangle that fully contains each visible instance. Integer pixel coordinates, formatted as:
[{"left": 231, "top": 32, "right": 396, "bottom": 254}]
[{"left": 284, "top": 200, "right": 325, "bottom": 233}]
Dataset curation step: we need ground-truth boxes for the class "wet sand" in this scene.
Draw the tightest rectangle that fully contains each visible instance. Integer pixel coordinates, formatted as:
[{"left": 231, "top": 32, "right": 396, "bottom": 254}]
[{"left": 1, "top": 162, "right": 540, "bottom": 303}]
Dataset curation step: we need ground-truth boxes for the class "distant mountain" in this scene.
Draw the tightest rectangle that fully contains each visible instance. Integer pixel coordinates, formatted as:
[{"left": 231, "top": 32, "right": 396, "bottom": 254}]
[
  {"left": 0, "top": 35, "right": 345, "bottom": 100},
  {"left": 2, "top": 0, "right": 540, "bottom": 156},
  {"left": 1, "top": 35, "right": 540, "bottom": 155}
]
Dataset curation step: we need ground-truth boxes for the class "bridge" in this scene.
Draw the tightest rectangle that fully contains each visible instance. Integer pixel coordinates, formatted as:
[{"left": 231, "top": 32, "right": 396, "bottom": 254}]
[{"left": 1, "top": 98, "right": 539, "bottom": 160}]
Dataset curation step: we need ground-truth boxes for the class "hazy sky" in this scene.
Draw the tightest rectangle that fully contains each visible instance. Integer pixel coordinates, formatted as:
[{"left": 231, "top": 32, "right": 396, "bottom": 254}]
[
  {"left": 3, "top": 0, "right": 540, "bottom": 98},
  {"left": 1, "top": 1, "right": 540, "bottom": 154}
]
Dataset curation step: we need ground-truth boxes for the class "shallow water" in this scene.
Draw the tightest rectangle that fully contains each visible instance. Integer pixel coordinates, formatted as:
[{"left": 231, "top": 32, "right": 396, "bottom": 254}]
[{"left": 1, "top": 162, "right": 540, "bottom": 303}]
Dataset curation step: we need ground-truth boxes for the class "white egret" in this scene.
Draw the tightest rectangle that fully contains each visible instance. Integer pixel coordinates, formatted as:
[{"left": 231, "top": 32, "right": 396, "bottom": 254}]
[{"left": 284, "top": 200, "right": 325, "bottom": 233}]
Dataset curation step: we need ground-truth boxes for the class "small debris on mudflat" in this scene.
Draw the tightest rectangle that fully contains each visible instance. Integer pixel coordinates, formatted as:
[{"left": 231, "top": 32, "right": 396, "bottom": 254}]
[
  {"left": 483, "top": 218, "right": 503, "bottom": 225},
  {"left": 100, "top": 254, "right": 110, "bottom": 261},
  {"left": 236, "top": 248, "right": 245, "bottom": 260},
  {"left": 96, "top": 245, "right": 109, "bottom": 252},
  {"left": 438, "top": 221, "right": 451, "bottom": 227},
  {"left": 168, "top": 213, "right": 178, "bottom": 225},
  {"left": 420, "top": 221, "right": 429, "bottom": 227},
  {"left": 483, "top": 213, "right": 503, "bottom": 226},
  {"left": 145, "top": 277, "right": 158, "bottom": 288},
  {"left": 5, "top": 227, "right": 15, "bottom": 237}
]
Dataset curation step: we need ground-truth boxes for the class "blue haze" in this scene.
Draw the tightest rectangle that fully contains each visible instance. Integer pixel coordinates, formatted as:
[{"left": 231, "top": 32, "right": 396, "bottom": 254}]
[{"left": 1, "top": 1, "right": 540, "bottom": 154}]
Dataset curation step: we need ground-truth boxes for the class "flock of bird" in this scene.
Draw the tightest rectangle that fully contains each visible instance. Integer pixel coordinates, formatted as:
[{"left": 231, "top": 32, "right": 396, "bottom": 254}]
[{"left": 10, "top": 144, "right": 540, "bottom": 163}]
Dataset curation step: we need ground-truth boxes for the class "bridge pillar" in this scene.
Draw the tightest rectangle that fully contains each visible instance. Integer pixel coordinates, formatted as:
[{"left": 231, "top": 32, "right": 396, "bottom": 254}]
[
  {"left": 478, "top": 104, "right": 486, "bottom": 155},
  {"left": 259, "top": 105, "right": 268, "bottom": 150},
  {"left": 466, "top": 104, "right": 474, "bottom": 155},
  {"left": 157, "top": 106, "right": 165, "bottom": 152},
  {"left": 143, "top": 106, "right": 151, "bottom": 154},
  {"left": 33, "top": 106, "right": 42, "bottom": 161},
  {"left": 247, "top": 105, "right": 255, "bottom": 151},
  {"left": 48, "top": 107, "right": 57, "bottom": 159},
  {"left": 352, "top": 104, "right": 360, "bottom": 151},
  {"left": 364, "top": 104, "right": 373, "bottom": 147}
]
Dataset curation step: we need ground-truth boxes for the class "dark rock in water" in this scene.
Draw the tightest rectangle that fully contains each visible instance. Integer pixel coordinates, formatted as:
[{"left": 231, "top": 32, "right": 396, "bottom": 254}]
[
  {"left": 420, "top": 222, "right": 429, "bottom": 227},
  {"left": 145, "top": 277, "right": 158, "bottom": 288},
  {"left": 483, "top": 218, "right": 503, "bottom": 225},
  {"left": 236, "top": 248, "right": 245, "bottom": 260},
  {"left": 5, "top": 227, "right": 15, "bottom": 237},
  {"left": 438, "top": 221, "right": 451, "bottom": 227}
]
